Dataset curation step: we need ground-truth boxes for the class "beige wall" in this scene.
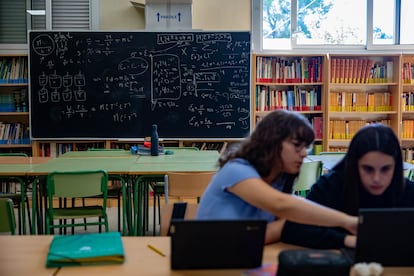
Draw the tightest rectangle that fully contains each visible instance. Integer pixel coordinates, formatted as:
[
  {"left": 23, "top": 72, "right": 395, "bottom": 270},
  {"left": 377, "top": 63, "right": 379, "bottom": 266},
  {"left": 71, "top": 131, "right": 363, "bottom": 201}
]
[{"left": 100, "top": 0, "right": 251, "bottom": 30}]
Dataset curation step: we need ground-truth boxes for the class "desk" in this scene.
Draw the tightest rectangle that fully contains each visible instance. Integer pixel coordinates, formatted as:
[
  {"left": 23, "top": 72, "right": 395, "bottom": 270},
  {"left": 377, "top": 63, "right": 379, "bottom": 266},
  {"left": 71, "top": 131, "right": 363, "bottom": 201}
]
[
  {"left": 0, "top": 157, "right": 52, "bottom": 234},
  {"left": 306, "top": 154, "right": 414, "bottom": 173},
  {"left": 60, "top": 150, "right": 132, "bottom": 158},
  {"left": 28, "top": 151, "right": 220, "bottom": 236},
  {"left": 1, "top": 236, "right": 413, "bottom": 276}
]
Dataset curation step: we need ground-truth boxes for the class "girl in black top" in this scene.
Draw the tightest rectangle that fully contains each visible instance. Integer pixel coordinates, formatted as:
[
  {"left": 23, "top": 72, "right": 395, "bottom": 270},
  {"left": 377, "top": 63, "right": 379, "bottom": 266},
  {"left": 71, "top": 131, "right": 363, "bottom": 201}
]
[{"left": 281, "top": 123, "right": 414, "bottom": 249}]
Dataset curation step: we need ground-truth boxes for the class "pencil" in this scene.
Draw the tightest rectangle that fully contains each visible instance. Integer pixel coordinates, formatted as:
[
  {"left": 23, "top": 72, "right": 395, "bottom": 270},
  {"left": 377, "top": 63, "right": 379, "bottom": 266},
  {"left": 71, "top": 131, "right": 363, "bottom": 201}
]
[{"left": 147, "top": 244, "right": 166, "bottom": 257}]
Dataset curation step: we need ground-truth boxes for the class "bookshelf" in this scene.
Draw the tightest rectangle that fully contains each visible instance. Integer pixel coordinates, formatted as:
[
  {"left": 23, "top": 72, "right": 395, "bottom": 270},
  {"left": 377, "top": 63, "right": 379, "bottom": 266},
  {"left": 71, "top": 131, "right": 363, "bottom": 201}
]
[
  {"left": 326, "top": 54, "right": 401, "bottom": 152},
  {"left": 0, "top": 54, "right": 31, "bottom": 155},
  {"left": 251, "top": 54, "right": 326, "bottom": 154},
  {"left": 401, "top": 55, "right": 414, "bottom": 164}
]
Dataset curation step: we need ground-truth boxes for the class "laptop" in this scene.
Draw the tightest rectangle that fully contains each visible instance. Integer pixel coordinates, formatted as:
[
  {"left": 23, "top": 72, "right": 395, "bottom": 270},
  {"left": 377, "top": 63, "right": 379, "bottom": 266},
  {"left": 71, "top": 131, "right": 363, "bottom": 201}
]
[
  {"left": 342, "top": 208, "right": 414, "bottom": 266},
  {"left": 169, "top": 219, "right": 266, "bottom": 269}
]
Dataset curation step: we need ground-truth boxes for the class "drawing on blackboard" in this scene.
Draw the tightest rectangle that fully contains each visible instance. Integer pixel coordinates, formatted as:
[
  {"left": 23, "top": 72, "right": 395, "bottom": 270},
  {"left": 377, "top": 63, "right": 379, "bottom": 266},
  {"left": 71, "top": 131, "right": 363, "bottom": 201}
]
[{"left": 29, "top": 31, "right": 251, "bottom": 139}]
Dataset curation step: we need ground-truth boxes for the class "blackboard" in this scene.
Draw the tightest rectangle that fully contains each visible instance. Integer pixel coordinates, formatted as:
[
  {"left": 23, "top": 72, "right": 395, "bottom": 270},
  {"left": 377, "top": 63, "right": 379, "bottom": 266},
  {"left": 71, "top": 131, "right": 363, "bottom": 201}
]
[{"left": 29, "top": 31, "right": 251, "bottom": 139}]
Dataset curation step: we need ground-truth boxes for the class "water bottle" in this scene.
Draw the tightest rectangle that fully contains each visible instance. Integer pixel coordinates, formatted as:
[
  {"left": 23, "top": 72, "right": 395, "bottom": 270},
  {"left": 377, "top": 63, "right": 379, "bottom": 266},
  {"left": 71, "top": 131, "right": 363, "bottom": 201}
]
[{"left": 150, "top": 124, "right": 159, "bottom": 156}]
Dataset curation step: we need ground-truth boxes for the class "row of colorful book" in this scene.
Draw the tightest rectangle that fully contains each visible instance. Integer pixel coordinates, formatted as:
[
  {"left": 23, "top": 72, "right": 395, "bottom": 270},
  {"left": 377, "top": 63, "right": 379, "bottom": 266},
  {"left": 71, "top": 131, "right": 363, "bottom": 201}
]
[
  {"left": 329, "top": 91, "right": 392, "bottom": 112},
  {"left": 329, "top": 120, "right": 391, "bottom": 140},
  {"left": 402, "top": 148, "right": 414, "bottom": 164},
  {"left": 0, "top": 56, "right": 28, "bottom": 84},
  {"left": 402, "top": 120, "right": 414, "bottom": 139},
  {"left": 38, "top": 142, "right": 106, "bottom": 157},
  {"left": 0, "top": 122, "right": 30, "bottom": 144},
  {"left": 330, "top": 58, "right": 393, "bottom": 84},
  {"left": 402, "top": 92, "right": 414, "bottom": 112},
  {"left": 0, "top": 89, "right": 28, "bottom": 112},
  {"left": 402, "top": 62, "right": 414, "bottom": 84},
  {"left": 256, "top": 115, "right": 323, "bottom": 140},
  {"left": 256, "top": 86, "right": 321, "bottom": 112},
  {"left": 256, "top": 56, "right": 323, "bottom": 83}
]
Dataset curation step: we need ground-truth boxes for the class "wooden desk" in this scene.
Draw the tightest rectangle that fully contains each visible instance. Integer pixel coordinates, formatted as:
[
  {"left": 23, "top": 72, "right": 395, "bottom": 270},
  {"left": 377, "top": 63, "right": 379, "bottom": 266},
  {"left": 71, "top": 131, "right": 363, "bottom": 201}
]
[
  {"left": 1, "top": 236, "right": 412, "bottom": 276},
  {"left": 60, "top": 150, "right": 132, "bottom": 158},
  {"left": 0, "top": 235, "right": 57, "bottom": 276},
  {"left": 306, "top": 154, "right": 414, "bottom": 173}
]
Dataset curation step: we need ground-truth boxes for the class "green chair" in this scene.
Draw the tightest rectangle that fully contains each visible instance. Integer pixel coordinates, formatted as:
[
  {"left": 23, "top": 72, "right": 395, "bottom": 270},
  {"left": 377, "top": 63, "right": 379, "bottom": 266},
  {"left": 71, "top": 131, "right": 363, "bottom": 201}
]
[
  {"left": 293, "top": 161, "right": 323, "bottom": 197},
  {"left": 45, "top": 170, "right": 109, "bottom": 235},
  {"left": 408, "top": 169, "right": 414, "bottom": 181},
  {"left": 0, "top": 198, "right": 16, "bottom": 234},
  {"left": 0, "top": 153, "right": 31, "bottom": 234}
]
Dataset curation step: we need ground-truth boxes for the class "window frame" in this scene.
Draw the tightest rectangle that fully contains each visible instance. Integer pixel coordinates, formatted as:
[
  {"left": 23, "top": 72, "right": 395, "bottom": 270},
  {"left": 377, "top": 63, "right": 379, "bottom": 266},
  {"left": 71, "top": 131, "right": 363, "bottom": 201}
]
[
  {"left": 0, "top": 0, "right": 100, "bottom": 52},
  {"left": 252, "top": 0, "right": 414, "bottom": 54}
]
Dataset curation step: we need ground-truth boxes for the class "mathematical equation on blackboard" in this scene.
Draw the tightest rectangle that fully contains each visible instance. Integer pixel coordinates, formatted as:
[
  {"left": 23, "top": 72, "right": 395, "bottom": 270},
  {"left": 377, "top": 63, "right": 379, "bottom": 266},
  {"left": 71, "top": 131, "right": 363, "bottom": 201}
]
[{"left": 29, "top": 31, "right": 251, "bottom": 139}]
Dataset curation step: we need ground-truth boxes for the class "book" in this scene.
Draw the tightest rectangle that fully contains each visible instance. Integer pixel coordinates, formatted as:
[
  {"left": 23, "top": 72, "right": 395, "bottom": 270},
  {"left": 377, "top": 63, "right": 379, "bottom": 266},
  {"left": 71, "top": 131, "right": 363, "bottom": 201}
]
[{"left": 46, "top": 232, "right": 125, "bottom": 267}]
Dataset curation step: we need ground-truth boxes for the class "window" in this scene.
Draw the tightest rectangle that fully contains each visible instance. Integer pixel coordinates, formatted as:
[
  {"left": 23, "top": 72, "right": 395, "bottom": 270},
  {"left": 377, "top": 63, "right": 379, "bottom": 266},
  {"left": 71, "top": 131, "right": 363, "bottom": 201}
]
[
  {"left": 252, "top": 0, "right": 414, "bottom": 52},
  {"left": 0, "top": 0, "right": 99, "bottom": 47}
]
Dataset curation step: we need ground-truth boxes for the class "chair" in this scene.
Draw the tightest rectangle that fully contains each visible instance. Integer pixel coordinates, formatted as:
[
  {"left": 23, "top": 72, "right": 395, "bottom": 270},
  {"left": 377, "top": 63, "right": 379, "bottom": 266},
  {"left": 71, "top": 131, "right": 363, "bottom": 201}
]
[
  {"left": 293, "top": 161, "right": 323, "bottom": 197},
  {"left": 134, "top": 171, "right": 214, "bottom": 236},
  {"left": 164, "top": 171, "right": 215, "bottom": 203},
  {"left": 0, "top": 153, "right": 31, "bottom": 234},
  {"left": 0, "top": 198, "right": 16, "bottom": 234},
  {"left": 160, "top": 202, "right": 198, "bottom": 236},
  {"left": 45, "top": 170, "right": 109, "bottom": 234},
  {"left": 408, "top": 169, "right": 414, "bottom": 181}
]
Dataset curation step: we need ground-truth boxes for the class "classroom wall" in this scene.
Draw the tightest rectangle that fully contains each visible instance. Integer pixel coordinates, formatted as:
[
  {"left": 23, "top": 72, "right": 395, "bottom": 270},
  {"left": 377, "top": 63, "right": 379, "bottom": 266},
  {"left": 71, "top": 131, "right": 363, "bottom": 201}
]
[{"left": 99, "top": 0, "right": 251, "bottom": 30}]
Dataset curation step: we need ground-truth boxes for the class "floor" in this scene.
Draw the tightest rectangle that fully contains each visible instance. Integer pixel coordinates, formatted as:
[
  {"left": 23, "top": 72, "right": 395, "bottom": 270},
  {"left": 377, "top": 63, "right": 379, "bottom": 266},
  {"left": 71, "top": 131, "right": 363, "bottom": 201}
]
[{"left": 15, "top": 196, "right": 196, "bottom": 236}]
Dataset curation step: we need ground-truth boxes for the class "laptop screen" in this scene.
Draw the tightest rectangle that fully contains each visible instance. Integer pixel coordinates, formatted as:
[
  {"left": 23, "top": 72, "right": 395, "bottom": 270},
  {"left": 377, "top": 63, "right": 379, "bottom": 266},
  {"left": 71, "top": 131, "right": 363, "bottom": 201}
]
[
  {"left": 169, "top": 219, "right": 266, "bottom": 269},
  {"left": 354, "top": 208, "right": 414, "bottom": 266}
]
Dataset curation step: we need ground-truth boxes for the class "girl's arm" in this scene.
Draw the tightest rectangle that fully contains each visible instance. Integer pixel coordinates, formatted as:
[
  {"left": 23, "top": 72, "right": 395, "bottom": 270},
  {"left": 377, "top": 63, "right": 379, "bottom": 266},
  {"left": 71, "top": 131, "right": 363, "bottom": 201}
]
[{"left": 227, "top": 178, "right": 357, "bottom": 234}]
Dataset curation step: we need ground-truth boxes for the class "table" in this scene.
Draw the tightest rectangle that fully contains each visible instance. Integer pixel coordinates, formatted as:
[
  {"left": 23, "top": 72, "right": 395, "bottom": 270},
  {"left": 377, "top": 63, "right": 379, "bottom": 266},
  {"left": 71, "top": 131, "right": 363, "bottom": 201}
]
[
  {"left": 60, "top": 150, "right": 132, "bottom": 158},
  {"left": 1, "top": 236, "right": 413, "bottom": 276},
  {"left": 27, "top": 150, "right": 220, "bottom": 236},
  {"left": 0, "top": 157, "right": 53, "bottom": 234},
  {"left": 306, "top": 154, "right": 414, "bottom": 173}
]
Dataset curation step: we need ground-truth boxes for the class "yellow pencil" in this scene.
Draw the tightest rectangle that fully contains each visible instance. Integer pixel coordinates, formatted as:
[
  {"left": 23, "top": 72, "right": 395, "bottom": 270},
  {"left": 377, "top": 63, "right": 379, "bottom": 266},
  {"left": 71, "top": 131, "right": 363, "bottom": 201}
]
[{"left": 147, "top": 244, "right": 166, "bottom": 257}]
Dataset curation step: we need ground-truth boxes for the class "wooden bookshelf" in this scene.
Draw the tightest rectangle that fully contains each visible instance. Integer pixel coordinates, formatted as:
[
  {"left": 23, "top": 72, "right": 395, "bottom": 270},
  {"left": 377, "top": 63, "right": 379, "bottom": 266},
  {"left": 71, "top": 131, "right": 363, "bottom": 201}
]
[
  {"left": 0, "top": 54, "right": 31, "bottom": 155},
  {"left": 326, "top": 54, "right": 401, "bottom": 152},
  {"left": 401, "top": 55, "right": 414, "bottom": 164},
  {"left": 251, "top": 54, "right": 326, "bottom": 154}
]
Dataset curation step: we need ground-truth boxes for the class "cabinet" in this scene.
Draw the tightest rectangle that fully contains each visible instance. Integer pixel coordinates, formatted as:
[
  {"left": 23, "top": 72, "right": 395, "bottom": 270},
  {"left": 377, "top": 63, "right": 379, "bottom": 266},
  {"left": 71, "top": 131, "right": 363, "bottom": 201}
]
[
  {"left": 326, "top": 54, "right": 401, "bottom": 152},
  {"left": 0, "top": 54, "right": 31, "bottom": 155},
  {"left": 251, "top": 54, "right": 326, "bottom": 153}
]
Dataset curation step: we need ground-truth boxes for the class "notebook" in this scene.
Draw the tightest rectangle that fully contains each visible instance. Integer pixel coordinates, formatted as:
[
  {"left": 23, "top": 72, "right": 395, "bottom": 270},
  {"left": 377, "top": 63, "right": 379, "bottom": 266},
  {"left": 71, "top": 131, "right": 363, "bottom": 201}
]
[
  {"left": 341, "top": 208, "right": 414, "bottom": 266},
  {"left": 169, "top": 219, "right": 267, "bottom": 269},
  {"left": 46, "top": 232, "right": 125, "bottom": 267}
]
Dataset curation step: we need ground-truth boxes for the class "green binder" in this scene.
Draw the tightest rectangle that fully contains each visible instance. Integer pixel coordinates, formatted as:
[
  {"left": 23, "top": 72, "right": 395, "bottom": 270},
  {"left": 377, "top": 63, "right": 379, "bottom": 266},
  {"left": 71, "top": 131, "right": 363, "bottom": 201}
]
[{"left": 46, "top": 232, "right": 125, "bottom": 267}]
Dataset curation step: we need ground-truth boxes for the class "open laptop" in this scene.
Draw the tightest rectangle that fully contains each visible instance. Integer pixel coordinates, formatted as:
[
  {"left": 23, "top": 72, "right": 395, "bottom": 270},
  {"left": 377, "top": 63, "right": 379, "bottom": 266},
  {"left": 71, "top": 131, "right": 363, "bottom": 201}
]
[
  {"left": 169, "top": 219, "right": 266, "bottom": 269},
  {"left": 342, "top": 208, "right": 414, "bottom": 266}
]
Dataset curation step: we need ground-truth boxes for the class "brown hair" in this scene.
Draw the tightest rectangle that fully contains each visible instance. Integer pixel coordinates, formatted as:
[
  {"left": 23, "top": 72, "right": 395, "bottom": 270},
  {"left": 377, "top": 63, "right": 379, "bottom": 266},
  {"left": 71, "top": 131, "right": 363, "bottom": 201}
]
[{"left": 220, "top": 110, "right": 315, "bottom": 180}]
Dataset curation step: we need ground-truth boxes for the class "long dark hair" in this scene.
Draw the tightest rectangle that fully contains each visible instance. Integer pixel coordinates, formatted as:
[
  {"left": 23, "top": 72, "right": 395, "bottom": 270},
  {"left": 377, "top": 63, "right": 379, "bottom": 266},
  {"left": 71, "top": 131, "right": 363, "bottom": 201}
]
[
  {"left": 333, "top": 124, "right": 405, "bottom": 214},
  {"left": 220, "top": 110, "right": 315, "bottom": 184}
]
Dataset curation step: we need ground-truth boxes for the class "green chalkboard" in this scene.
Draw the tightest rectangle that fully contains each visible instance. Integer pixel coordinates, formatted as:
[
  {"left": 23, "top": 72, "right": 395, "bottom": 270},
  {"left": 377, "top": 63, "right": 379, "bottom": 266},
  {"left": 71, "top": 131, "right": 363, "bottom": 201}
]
[{"left": 29, "top": 31, "right": 251, "bottom": 139}]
